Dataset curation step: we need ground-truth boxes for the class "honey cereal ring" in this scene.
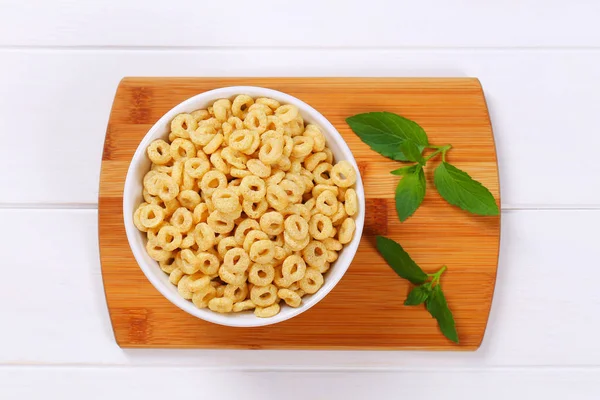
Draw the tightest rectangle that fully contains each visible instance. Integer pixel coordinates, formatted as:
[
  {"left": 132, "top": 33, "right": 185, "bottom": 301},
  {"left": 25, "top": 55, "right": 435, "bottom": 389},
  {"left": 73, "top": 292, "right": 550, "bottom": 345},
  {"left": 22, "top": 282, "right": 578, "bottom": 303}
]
[
  {"left": 184, "top": 157, "right": 210, "bottom": 179},
  {"left": 276, "top": 155, "right": 291, "bottom": 171},
  {"left": 192, "top": 202, "right": 209, "bottom": 224},
  {"left": 219, "top": 266, "right": 247, "bottom": 286},
  {"left": 309, "top": 213, "right": 334, "bottom": 240},
  {"left": 273, "top": 246, "right": 287, "bottom": 261},
  {"left": 282, "top": 254, "right": 307, "bottom": 283},
  {"left": 139, "top": 204, "right": 165, "bottom": 229},
  {"left": 289, "top": 158, "right": 302, "bottom": 174},
  {"left": 147, "top": 139, "right": 172, "bottom": 165},
  {"left": 312, "top": 184, "right": 338, "bottom": 198},
  {"left": 156, "top": 225, "right": 183, "bottom": 251},
  {"left": 275, "top": 104, "right": 299, "bottom": 123},
  {"left": 248, "top": 263, "right": 275, "bottom": 286},
  {"left": 283, "top": 232, "right": 310, "bottom": 252},
  {"left": 331, "top": 201, "right": 348, "bottom": 227},
  {"left": 170, "top": 138, "right": 196, "bottom": 160},
  {"left": 279, "top": 179, "right": 303, "bottom": 203},
  {"left": 258, "top": 137, "right": 284, "bottom": 165},
  {"left": 180, "top": 233, "right": 195, "bottom": 249},
  {"left": 281, "top": 204, "right": 311, "bottom": 222},
  {"left": 344, "top": 188, "right": 358, "bottom": 216},
  {"left": 246, "top": 159, "right": 271, "bottom": 178},
  {"left": 254, "top": 303, "right": 280, "bottom": 318},
  {"left": 215, "top": 285, "right": 226, "bottom": 298},
  {"left": 230, "top": 168, "right": 251, "bottom": 178},
  {"left": 323, "top": 147, "right": 334, "bottom": 164},
  {"left": 202, "top": 133, "right": 224, "bottom": 155},
  {"left": 207, "top": 210, "right": 235, "bottom": 234},
  {"left": 338, "top": 217, "right": 356, "bottom": 244},
  {"left": 303, "top": 152, "right": 327, "bottom": 172},
  {"left": 143, "top": 170, "right": 161, "bottom": 190},
  {"left": 177, "top": 190, "right": 201, "bottom": 211},
  {"left": 265, "top": 115, "right": 285, "bottom": 135},
  {"left": 336, "top": 186, "right": 347, "bottom": 202},
  {"left": 212, "top": 188, "right": 241, "bottom": 214},
  {"left": 265, "top": 184, "right": 289, "bottom": 212},
  {"left": 171, "top": 113, "right": 198, "bottom": 139},
  {"left": 192, "top": 285, "right": 217, "bottom": 308},
  {"left": 178, "top": 248, "right": 200, "bottom": 274},
  {"left": 217, "top": 237, "right": 239, "bottom": 258},
  {"left": 316, "top": 190, "right": 338, "bottom": 216},
  {"left": 167, "top": 160, "right": 184, "bottom": 186},
  {"left": 326, "top": 250, "right": 338, "bottom": 263},
  {"left": 213, "top": 98, "right": 232, "bottom": 122},
  {"left": 153, "top": 174, "right": 180, "bottom": 202},
  {"left": 284, "top": 214, "right": 309, "bottom": 241},
  {"left": 304, "top": 198, "right": 316, "bottom": 211},
  {"left": 241, "top": 130, "right": 261, "bottom": 155},
  {"left": 241, "top": 229, "right": 268, "bottom": 253},
  {"left": 229, "top": 129, "right": 254, "bottom": 152},
  {"left": 146, "top": 240, "right": 173, "bottom": 262},
  {"left": 133, "top": 204, "right": 149, "bottom": 232},
  {"left": 197, "top": 252, "right": 220, "bottom": 275},
  {"left": 240, "top": 175, "right": 266, "bottom": 203},
  {"left": 259, "top": 211, "right": 284, "bottom": 235},
  {"left": 323, "top": 237, "right": 343, "bottom": 251},
  {"left": 303, "top": 124, "right": 326, "bottom": 152},
  {"left": 191, "top": 109, "right": 210, "bottom": 122},
  {"left": 232, "top": 95, "right": 254, "bottom": 119},
  {"left": 248, "top": 102, "right": 273, "bottom": 116},
  {"left": 292, "top": 136, "right": 314, "bottom": 158},
  {"left": 256, "top": 97, "right": 280, "bottom": 110},
  {"left": 223, "top": 247, "right": 251, "bottom": 273},
  {"left": 209, "top": 149, "right": 231, "bottom": 174},
  {"left": 284, "top": 173, "right": 306, "bottom": 194},
  {"left": 249, "top": 240, "right": 275, "bottom": 264},
  {"left": 277, "top": 288, "right": 301, "bottom": 308},
  {"left": 199, "top": 170, "right": 227, "bottom": 197},
  {"left": 250, "top": 284, "right": 278, "bottom": 307},
  {"left": 159, "top": 256, "right": 178, "bottom": 274},
  {"left": 285, "top": 115, "right": 305, "bottom": 137},
  {"left": 190, "top": 125, "right": 216, "bottom": 146},
  {"left": 193, "top": 222, "right": 216, "bottom": 251},
  {"left": 208, "top": 297, "right": 234, "bottom": 313},
  {"left": 177, "top": 275, "right": 194, "bottom": 300},
  {"left": 302, "top": 241, "right": 328, "bottom": 269},
  {"left": 152, "top": 164, "right": 174, "bottom": 175},
  {"left": 242, "top": 198, "right": 268, "bottom": 219},
  {"left": 234, "top": 219, "right": 261, "bottom": 245},
  {"left": 331, "top": 160, "right": 357, "bottom": 188},
  {"left": 169, "top": 268, "right": 184, "bottom": 285},
  {"left": 298, "top": 267, "right": 324, "bottom": 294},
  {"left": 265, "top": 169, "right": 285, "bottom": 186},
  {"left": 224, "top": 284, "right": 249, "bottom": 303},
  {"left": 221, "top": 146, "right": 248, "bottom": 169},
  {"left": 232, "top": 299, "right": 256, "bottom": 312},
  {"left": 313, "top": 162, "right": 334, "bottom": 185},
  {"left": 244, "top": 109, "right": 268, "bottom": 133},
  {"left": 181, "top": 171, "right": 195, "bottom": 191},
  {"left": 188, "top": 274, "right": 212, "bottom": 293}
]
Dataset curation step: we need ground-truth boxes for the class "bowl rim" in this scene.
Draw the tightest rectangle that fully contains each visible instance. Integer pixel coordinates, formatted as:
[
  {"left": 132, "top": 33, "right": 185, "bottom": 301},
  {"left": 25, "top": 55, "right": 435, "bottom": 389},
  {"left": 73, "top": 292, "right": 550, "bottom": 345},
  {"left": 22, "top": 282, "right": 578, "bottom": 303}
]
[{"left": 123, "top": 86, "right": 365, "bottom": 327}]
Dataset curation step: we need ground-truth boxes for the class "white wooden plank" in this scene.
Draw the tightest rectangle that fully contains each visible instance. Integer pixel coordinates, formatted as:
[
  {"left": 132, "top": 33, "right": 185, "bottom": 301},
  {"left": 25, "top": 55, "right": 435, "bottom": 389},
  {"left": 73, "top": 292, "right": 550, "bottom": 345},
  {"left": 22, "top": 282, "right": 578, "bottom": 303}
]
[
  {"left": 1, "top": 49, "right": 599, "bottom": 206},
  {"left": 1, "top": 367, "right": 599, "bottom": 399},
  {"left": 1, "top": 0, "right": 600, "bottom": 48},
  {"left": 0, "top": 209, "right": 598, "bottom": 366}
]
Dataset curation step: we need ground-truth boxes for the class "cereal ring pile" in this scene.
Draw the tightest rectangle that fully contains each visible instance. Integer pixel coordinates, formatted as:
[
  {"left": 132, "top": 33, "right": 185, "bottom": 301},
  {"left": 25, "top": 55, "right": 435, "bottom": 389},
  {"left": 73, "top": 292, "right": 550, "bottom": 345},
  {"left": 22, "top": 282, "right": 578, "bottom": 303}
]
[{"left": 133, "top": 95, "right": 358, "bottom": 318}]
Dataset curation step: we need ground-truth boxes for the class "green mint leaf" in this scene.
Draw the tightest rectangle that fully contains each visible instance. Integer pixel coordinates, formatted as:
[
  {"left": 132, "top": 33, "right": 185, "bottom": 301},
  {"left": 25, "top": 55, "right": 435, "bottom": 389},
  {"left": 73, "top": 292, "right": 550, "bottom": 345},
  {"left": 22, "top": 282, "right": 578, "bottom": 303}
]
[
  {"left": 376, "top": 236, "right": 428, "bottom": 284},
  {"left": 404, "top": 283, "right": 432, "bottom": 306},
  {"left": 395, "top": 165, "right": 426, "bottom": 222},
  {"left": 425, "top": 285, "right": 459, "bottom": 343},
  {"left": 390, "top": 164, "right": 418, "bottom": 176},
  {"left": 346, "top": 112, "right": 429, "bottom": 161},
  {"left": 398, "top": 140, "right": 425, "bottom": 164},
  {"left": 433, "top": 162, "right": 499, "bottom": 216}
]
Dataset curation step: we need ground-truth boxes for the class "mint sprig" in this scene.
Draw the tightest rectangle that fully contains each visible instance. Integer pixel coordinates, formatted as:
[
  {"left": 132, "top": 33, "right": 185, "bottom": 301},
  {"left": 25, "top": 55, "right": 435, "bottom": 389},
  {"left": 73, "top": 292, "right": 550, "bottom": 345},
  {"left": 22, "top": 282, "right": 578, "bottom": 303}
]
[
  {"left": 376, "top": 236, "right": 459, "bottom": 343},
  {"left": 346, "top": 112, "right": 499, "bottom": 221}
]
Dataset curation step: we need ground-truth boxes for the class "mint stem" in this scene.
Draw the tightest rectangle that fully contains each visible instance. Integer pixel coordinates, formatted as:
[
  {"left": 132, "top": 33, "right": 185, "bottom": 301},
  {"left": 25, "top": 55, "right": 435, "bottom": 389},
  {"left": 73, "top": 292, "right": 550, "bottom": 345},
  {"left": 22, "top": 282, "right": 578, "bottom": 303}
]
[
  {"left": 426, "top": 265, "right": 448, "bottom": 286},
  {"left": 423, "top": 144, "right": 452, "bottom": 163}
]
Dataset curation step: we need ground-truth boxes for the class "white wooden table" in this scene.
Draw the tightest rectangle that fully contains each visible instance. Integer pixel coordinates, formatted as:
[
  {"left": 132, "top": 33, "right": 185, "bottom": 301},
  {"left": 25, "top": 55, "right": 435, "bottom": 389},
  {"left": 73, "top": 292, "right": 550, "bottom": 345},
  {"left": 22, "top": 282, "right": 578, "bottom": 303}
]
[{"left": 1, "top": 0, "right": 599, "bottom": 398}]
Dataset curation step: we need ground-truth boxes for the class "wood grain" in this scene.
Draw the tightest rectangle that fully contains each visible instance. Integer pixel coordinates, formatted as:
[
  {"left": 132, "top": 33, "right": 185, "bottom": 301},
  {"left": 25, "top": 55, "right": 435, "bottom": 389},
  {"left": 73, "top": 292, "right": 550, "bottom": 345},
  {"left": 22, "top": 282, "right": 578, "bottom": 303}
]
[{"left": 99, "top": 78, "right": 500, "bottom": 350}]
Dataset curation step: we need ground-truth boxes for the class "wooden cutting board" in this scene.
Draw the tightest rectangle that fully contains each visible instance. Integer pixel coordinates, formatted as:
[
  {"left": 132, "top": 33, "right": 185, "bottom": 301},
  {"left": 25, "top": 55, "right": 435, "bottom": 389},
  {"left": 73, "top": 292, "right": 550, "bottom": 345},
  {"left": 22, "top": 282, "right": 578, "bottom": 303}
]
[{"left": 99, "top": 78, "right": 500, "bottom": 350}]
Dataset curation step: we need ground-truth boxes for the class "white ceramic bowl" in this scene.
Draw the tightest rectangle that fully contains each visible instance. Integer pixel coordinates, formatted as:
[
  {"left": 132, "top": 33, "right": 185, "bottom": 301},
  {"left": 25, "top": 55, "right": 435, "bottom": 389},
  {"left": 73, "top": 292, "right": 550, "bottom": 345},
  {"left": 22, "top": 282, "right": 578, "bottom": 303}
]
[{"left": 123, "top": 86, "right": 365, "bottom": 327}]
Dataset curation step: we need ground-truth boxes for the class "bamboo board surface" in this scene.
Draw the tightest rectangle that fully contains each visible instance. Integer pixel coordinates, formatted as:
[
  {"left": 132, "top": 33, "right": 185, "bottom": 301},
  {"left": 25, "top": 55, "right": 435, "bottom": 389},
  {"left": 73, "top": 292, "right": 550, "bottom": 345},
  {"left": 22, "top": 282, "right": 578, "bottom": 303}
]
[{"left": 99, "top": 78, "right": 500, "bottom": 350}]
